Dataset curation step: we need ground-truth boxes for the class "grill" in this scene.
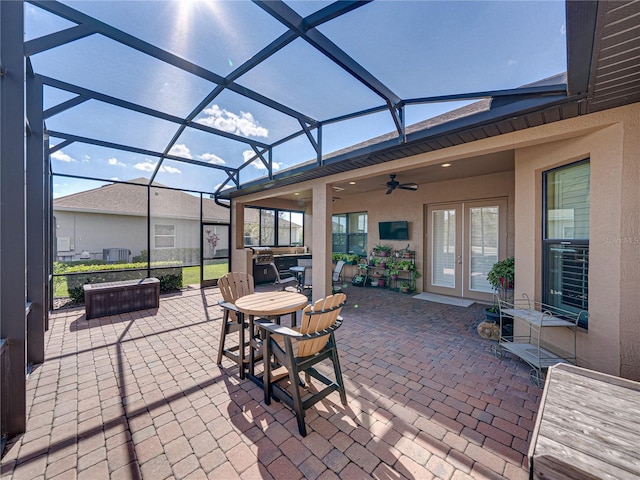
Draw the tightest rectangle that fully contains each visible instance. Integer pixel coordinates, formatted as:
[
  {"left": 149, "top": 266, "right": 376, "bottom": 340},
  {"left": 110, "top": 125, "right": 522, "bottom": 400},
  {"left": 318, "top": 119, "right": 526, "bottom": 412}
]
[{"left": 251, "top": 247, "right": 274, "bottom": 265}]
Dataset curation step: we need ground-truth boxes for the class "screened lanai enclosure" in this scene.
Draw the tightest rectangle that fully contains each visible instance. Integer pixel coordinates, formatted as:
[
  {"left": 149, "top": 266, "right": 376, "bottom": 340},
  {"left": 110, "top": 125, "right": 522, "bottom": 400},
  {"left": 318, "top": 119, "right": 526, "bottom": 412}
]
[
  {"left": 24, "top": 0, "right": 569, "bottom": 305},
  {"left": 4, "top": 0, "right": 640, "bottom": 454}
]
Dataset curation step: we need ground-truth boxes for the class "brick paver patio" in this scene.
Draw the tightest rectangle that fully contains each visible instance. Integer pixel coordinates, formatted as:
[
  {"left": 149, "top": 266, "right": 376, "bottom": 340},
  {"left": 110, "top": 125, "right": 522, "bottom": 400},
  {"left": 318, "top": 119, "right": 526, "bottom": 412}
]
[{"left": 1, "top": 284, "right": 542, "bottom": 479}]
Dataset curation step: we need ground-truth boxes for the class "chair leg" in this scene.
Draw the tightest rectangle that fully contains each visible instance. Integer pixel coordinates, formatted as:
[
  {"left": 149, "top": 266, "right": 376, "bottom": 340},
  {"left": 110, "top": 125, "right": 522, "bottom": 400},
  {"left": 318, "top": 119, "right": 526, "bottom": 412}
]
[
  {"left": 238, "top": 313, "right": 246, "bottom": 380},
  {"left": 263, "top": 333, "right": 272, "bottom": 405},
  {"left": 284, "top": 339, "right": 307, "bottom": 437},
  {"left": 330, "top": 336, "right": 347, "bottom": 406},
  {"left": 216, "top": 309, "right": 230, "bottom": 365}
]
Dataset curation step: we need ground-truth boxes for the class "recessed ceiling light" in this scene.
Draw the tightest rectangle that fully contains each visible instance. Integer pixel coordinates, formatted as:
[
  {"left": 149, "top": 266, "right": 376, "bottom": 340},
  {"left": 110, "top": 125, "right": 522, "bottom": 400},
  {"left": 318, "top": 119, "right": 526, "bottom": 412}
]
[
  {"left": 294, "top": 192, "right": 299, "bottom": 196},
  {"left": 349, "top": 181, "right": 356, "bottom": 185},
  {"left": 441, "top": 163, "right": 451, "bottom": 167}
]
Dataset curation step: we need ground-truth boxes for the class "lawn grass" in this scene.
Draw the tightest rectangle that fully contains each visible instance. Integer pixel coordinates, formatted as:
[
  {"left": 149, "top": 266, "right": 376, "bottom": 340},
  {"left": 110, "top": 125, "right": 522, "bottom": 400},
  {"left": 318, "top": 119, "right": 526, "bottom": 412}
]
[
  {"left": 53, "top": 261, "right": 230, "bottom": 298},
  {"left": 182, "top": 263, "right": 229, "bottom": 285}
]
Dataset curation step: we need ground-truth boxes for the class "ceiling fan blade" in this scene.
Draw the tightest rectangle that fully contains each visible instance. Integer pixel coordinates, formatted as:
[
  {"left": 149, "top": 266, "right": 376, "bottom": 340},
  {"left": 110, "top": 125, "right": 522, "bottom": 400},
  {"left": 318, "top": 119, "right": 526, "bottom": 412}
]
[
  {"left": 398, "top": 184, "right": 418, "bottom": 191},
  {"left": 385, "top": 187, "right": 394, "bottom": 195}
]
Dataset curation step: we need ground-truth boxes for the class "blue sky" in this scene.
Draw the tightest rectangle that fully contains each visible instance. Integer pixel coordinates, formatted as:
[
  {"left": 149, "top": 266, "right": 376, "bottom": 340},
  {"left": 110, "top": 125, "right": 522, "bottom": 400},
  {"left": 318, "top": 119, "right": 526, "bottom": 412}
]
[{"left": 25, "top": 0, "right": 567, "bottom": 198}]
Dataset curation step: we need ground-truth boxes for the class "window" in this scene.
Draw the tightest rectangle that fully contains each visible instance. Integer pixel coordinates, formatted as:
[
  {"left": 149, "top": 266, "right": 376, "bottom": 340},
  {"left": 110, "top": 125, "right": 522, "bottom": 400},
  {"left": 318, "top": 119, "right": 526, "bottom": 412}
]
[
  {"left": 543, "top": 160, "right": 590, "bottom": 325},
  {"left": 244, "top": 207, "right": 304, "bottom": 247},
  {"left": 154, "top": 224, "right": 175, "bottom": 248},
  {"left": 332, "top": 212, "right": 367, "bottom": 255}
]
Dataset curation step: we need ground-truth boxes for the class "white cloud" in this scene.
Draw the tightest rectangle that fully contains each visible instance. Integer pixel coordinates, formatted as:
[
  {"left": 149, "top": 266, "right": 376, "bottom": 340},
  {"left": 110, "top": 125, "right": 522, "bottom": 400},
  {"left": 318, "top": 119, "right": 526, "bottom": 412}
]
[
  {"left": 169, "top": 143, "right": 192, "bottom": 159},
  {"left": 507, "top": 59, "right": 517, "bottom": 67},
  {"left": 50, "top": 150, "right": 75, "bottom": 162},
  {"left": 110, "top": 177, "right": 120, "bottom": 181},
  {"left": 560, "top": 24, "right": 566, "bottom": 35},
  {"left": 162, "top": 165, "right": 181, "bottom": 174},
  {"left": 199, "top": 152, "right": 226, "bottom": 165},
  {"left": 132, "top": 161, "right": 181, "bottom": 175},
  {"left": 133, "top": 161, "right": 155, "bottom": 172},
  {"left": 242, "top": 149, "right": 281, "bottom": 170},
  {"left": 108, "top": 157, "right": 125, "bottom": 167},
  {"left": 214, "top": 183, "right": 232, "bottom": 191},
  {"left": 197, "top": 104, "right": 269, "bottom": 138}
]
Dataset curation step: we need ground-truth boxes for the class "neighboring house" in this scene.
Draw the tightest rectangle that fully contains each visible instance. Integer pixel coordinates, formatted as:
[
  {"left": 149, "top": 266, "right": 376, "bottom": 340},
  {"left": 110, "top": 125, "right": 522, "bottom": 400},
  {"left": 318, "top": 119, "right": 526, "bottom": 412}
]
[{"left": 53, "top": 178, "right": 230, "bottom": 264}]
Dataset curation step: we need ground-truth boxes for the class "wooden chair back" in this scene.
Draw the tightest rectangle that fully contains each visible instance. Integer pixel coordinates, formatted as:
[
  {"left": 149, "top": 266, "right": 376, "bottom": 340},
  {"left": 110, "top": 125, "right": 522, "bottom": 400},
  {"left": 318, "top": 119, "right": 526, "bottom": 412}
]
[
  {"left": 218, "top": 272, "right": 254, "bottom": 321},
  {"left": 297, "top": 293, "right": 346, "bottom": 358}
]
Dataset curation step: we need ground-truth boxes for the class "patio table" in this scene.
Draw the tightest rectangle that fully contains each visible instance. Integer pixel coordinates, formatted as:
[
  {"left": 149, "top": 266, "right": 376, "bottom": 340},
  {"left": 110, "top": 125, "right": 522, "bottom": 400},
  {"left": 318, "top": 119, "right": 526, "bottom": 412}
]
[{"left": 235, "top": 291, "right": 309, "bottom": 384}]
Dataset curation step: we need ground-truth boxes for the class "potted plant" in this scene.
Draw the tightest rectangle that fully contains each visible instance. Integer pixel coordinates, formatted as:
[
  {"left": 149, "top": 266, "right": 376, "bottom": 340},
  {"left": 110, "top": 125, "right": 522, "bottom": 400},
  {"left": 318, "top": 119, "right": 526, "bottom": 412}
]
[
  {"left": 401, "top": 281, "right": 410, "bottom": 293},
  {"left": 397, "top": 259, "right": 414, "bottom": 271},
  {"left": 374, "top": 243, "right": 392, "bottom": 257},
  {"left": 345, "top": 253, "right": 360, "bottom": 265},
  {"left": 389, "top": 268, "right": 399, "bottom": 281},
  {"left": 484, "top": 257, "right": 515, "bottom": 330},
  {"left": 487, "top": 257, "right": 514, "bottom": 292}
]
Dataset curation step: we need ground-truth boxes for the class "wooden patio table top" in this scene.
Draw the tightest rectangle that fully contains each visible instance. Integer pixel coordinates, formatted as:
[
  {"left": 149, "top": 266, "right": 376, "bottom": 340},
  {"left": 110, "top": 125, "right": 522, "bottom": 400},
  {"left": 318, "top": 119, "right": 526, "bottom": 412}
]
[{"left": 235, "top": 291, "right": 309, "bottom": 318}]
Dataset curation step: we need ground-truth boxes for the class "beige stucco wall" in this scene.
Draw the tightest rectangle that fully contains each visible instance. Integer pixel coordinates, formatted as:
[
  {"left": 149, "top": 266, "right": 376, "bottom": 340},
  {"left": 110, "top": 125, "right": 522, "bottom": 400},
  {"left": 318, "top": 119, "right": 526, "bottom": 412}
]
[
  {"left": 230, "top": 102, "right": 640, "bottom": 378},
  {"left": 514, "top": 103, "right": 640, "bottom": 379},
  {"left": 332, "top": 170, "right": 516, "bottom": 293}
]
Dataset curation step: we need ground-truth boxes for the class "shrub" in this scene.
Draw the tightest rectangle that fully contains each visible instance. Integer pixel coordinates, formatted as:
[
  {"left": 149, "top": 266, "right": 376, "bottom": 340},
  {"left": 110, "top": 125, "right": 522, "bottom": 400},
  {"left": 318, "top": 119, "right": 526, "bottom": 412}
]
[{"left": 64, "top": 261, "right": 183, "bottom": 303}]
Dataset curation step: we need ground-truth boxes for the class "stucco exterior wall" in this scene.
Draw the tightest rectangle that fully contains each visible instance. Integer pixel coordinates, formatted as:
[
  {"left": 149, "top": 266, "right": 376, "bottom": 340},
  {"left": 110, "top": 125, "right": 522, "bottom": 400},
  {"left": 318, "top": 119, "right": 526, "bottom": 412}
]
[
  {"left": 230, "top": 102, "right": 640, "bottom": 378},
  {"left": 332, "top": 171, "right": 516, "bottom": 292},
  {"left": 54, "top": 211, "right": 229, "bottom": 262},
  {"left": 55, "top": 211, "right": 146, "bottom": 260},
  {"left": 514, "top": 103, "right": 640, "bottom": 378}
]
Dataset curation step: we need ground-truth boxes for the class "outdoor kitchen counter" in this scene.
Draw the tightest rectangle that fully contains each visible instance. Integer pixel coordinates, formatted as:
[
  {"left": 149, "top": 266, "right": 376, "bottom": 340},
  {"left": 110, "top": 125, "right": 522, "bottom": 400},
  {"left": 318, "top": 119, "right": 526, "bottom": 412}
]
[{"left": 253, "top": 253, "right": 311, "bottom": 284}]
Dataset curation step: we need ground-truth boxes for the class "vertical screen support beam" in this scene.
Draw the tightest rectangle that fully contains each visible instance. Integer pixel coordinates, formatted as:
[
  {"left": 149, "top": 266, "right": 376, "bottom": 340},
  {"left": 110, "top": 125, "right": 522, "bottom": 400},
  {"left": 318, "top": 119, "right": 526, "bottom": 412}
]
[
  {"left": 0, "top": 0, "right": 27, "bottom": 439},
  {"left": 26, "top": 71, "right": 46, "bottom": 364},
  {"left": 45, "top": 134, "right": 53, "bottom": 316}
]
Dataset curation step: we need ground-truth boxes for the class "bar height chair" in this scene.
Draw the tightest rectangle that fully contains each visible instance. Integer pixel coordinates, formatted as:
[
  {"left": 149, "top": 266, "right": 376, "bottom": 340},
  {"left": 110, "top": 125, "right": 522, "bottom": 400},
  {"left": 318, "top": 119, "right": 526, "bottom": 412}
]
[
  {"left": 258, "top": 293, "right": 347, "bottom": 436},
  {"left": 217, "top": 272, "right": 254, "bottom": 378}
]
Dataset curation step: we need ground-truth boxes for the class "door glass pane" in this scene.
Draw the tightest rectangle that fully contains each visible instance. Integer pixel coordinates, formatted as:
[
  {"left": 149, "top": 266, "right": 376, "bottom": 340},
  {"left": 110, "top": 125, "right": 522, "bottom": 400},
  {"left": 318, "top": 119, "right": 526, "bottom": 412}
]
[
  {"left": 202, "top": 224, "right": 229, "bottom": 283},
  {"left": 469, "top": 206, "right": 498, "bottom": 292},
  {"left": 432, "top": 209, "right": 456, "bottom": 287}
]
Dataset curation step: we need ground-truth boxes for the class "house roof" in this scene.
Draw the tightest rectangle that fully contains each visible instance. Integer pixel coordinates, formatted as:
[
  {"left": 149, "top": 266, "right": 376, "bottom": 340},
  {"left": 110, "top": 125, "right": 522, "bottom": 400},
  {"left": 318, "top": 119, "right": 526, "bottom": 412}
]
[{"left": 53, "top": 178, "right": 230, "bottom": 221}]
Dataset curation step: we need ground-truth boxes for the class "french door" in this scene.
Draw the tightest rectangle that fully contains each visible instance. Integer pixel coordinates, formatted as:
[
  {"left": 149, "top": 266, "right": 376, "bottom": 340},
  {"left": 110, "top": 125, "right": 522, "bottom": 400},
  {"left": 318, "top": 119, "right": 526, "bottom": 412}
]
[{"left": 426, "top": 199, "right": 507, "bottom": 301}]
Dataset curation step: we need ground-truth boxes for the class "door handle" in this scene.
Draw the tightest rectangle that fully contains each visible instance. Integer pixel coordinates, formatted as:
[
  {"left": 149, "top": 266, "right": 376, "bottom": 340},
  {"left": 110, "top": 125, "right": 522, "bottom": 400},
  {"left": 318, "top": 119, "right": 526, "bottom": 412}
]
[{"left": 457, "top": 255, "right": 462, "bottom": 265}]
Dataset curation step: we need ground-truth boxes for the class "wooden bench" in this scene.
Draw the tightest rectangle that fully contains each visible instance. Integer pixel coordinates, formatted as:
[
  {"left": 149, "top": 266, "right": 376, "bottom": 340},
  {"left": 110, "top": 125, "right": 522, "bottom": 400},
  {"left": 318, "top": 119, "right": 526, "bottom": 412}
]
[
  {"left": 83, "top": 278, "right": 160, "bottom": 320},
  {"left": 529, "top": 363, "right": 640, "bottom": 479}
]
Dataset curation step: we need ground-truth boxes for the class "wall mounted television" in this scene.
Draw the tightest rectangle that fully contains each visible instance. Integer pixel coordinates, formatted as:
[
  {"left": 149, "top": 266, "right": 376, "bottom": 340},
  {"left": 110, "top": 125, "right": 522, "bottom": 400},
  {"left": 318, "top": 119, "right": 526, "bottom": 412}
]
[{"left": 378, "top": 221, "right": 409, "bottom": 240}]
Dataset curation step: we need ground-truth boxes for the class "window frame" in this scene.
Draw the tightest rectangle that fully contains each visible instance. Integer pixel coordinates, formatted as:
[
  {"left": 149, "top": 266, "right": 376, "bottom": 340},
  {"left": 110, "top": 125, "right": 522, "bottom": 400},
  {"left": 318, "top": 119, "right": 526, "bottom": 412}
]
[
  {"left": 542, "top": 158, "right": 590, "bottom": 327},
  {"left": 154, "top": 223, "right": 176, "bottom": 249},
  {"left": 243, "top": 206, "right": 304, "bottom": 247},
  {"left": 332, "top": 211, "right": 368, "bottom": 256}
]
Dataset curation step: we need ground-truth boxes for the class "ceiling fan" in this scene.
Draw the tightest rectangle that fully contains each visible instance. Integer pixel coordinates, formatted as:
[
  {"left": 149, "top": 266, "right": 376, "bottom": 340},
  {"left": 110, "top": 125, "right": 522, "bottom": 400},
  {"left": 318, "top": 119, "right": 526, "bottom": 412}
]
[{"left": 385, "top": 174, "right": 418, "bottom": 194}]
